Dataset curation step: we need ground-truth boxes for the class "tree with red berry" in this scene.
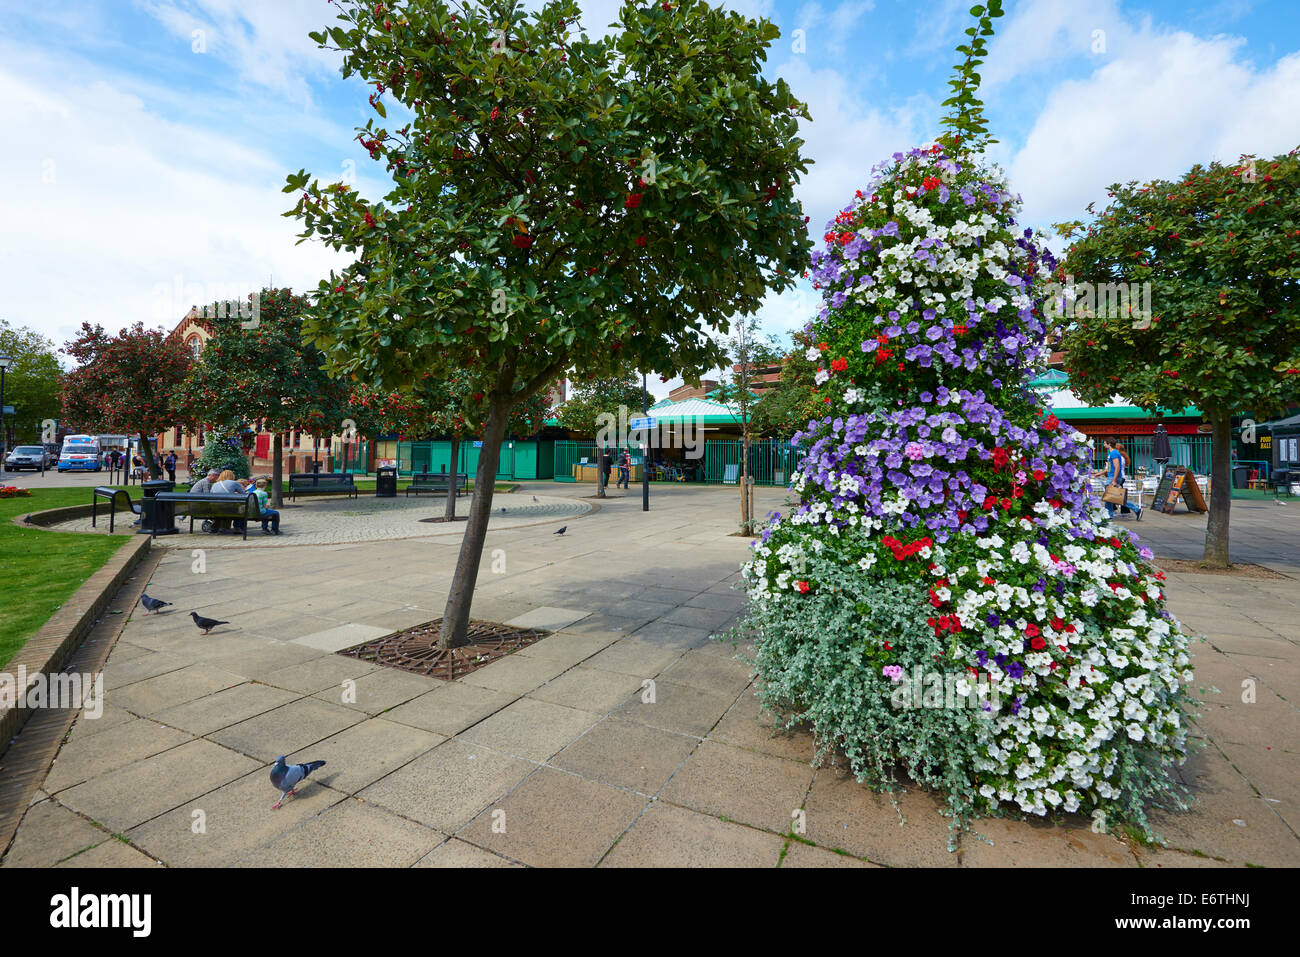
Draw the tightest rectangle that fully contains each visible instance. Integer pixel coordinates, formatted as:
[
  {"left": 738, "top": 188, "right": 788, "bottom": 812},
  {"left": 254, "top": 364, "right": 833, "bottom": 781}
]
[
  {"left": 1056, "top": 148, "right": 1300, "bottom": 567},
  {"left": 350, "top": 370, "right": 550, "bottom": 520},
  {"left": 61, "top": 322, "right": 192, "bottom": 478},
  {"left": 285, "top": 0, "right": 812, "bottom": 647},
  {"left": 173, "top": 289, "right": 353, "bottom": 507}
]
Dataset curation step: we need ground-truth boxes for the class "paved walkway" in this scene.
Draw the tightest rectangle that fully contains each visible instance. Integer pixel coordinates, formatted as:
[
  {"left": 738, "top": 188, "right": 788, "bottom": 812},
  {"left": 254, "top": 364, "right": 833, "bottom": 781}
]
[
  {"left": 3, "top": 483, "right": 1297, "bottom": 867},
  {"left": 48, "top": 493, "right": 592, "bottom": 548}
]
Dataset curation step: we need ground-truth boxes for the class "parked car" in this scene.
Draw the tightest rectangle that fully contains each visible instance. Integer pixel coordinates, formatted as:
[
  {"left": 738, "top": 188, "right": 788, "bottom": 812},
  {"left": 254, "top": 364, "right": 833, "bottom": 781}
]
[{"left": 5, "top": 445, "right": 54, "bottom": 471}]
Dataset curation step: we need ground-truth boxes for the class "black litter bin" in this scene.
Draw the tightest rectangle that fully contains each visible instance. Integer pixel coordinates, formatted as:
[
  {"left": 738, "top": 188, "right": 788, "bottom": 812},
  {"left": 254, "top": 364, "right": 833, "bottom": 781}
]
[
  {"left": 376, "top": 466, "right": 398, "bottom": 498},
  {"left": 1233, "top": 465, "right": 1250, "bottom": 489},
  {"left": 138, "top": 479, "right": 177, "bottom": 535}
]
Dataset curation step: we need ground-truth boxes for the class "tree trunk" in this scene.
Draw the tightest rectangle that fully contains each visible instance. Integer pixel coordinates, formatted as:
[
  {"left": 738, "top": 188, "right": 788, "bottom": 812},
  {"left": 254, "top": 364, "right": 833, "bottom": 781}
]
[
  {"left": 1202, "top": 408, "right": 1232, "bottom": 568},
  {"left": 440, "top": 398, "right": 510, "bottom": 649},
  {"left": 444, "top": 434, "right": 460, "bottom": 521},
  {"left": 271, "top": 433, "right": 284, "bottom": 508},
  {"left": 140, "top": 435, "right": 162, "bottom": 479}
]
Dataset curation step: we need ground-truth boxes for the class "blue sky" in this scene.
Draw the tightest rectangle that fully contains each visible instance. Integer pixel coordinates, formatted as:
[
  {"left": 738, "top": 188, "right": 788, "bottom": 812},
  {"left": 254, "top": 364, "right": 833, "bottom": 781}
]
[{"left": 3, "top": 0, "right": 1299, "bottom": 396}]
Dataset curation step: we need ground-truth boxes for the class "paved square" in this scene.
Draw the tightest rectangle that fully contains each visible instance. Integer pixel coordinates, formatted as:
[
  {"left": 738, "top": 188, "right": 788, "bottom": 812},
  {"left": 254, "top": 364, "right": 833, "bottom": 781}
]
[{"left": 6, "top": 483, "right": 1299, "bottom": 867}]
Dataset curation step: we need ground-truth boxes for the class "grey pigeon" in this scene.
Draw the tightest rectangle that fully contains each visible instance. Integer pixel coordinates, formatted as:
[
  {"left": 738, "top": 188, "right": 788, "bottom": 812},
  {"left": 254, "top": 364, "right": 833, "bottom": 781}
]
[
  {"left": 554, "top": 526, "right": 567, "bottom": 535},
  {"left": 190, "top": 611, "right": 229, "bottom": 635},
  {"left": 531, "top": 496, "right": 538, "bottom": 502},
  {"left": 500, "top": 506, "right": 506, "bottom": 513},
  {"left": 270, "top": 755, "right": 326, "bottom": 809},
  {"left": 140, "top": 593, "right": 171, "bottom": 614}
]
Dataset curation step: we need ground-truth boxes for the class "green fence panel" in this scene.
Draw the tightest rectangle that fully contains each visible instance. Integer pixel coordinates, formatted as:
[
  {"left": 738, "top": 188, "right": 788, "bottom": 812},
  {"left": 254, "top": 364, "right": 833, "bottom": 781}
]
[{"left": 703, "top": 439, "right": 802, "bottom": 486}]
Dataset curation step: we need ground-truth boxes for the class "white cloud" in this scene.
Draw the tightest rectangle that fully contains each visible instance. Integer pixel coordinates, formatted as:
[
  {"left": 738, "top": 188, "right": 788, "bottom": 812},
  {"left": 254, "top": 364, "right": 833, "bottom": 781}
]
[
  {"left": 0, "top": 59, "right": 354, "bottom": 349},
  {"left": 1008, "top": 28, "right": 1300, "bottom": 235}
]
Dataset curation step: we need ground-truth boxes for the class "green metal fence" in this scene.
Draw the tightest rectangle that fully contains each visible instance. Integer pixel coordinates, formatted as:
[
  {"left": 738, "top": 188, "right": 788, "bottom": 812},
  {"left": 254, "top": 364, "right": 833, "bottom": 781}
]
[
  {"left": 330, "top": 439, "right": 369, "bottom": 474},
  {"left": 392, "top": 439, "right": 553, "bottom": 481},
  {"left": 703, "top": 439, "right": 805, "bottom": 486},
  {"left": 553, "top": 441, "right": 648, "bottom": 482}
]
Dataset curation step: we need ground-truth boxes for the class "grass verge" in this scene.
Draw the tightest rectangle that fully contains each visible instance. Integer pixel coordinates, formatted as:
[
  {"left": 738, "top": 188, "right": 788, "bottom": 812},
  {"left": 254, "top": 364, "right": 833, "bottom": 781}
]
[{"left": 0, "top": 486, "right": 128, "bottom": 667}]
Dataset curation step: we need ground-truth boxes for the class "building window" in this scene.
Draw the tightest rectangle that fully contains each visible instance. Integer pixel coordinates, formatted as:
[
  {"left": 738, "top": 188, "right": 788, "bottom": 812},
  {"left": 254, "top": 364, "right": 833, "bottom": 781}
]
[{"left": 187, "top": 336, "right": 202, "bottom": 358}]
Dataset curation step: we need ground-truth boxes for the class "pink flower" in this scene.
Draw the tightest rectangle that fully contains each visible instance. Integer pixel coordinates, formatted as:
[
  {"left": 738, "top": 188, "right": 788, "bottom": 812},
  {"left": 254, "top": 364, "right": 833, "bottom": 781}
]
[
  {"left": 904, "top": 442, "right": 926, "bottom": 461},
  {"left": 882, "top": 665, "right": 904, "bottom": 682}
]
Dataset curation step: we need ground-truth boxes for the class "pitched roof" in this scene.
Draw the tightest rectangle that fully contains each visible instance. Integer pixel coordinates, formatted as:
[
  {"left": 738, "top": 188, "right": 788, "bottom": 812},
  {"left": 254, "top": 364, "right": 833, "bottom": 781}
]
[{"left": 647, "top": 395, "right": 747, "bottom": 425}]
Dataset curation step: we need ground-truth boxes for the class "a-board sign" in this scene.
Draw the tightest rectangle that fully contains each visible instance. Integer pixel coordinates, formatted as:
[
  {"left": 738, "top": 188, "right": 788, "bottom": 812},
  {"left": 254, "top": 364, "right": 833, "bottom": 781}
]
[
  {"left": 1153, "top": 466, "right": 1207, "bottom": 513},
  {"left": 722, "top": 463, "right": 740, "bottom": 485}
]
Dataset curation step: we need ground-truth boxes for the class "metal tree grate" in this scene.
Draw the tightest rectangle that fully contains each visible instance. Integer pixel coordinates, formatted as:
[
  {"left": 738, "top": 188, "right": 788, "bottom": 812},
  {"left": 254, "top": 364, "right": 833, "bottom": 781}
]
[{"left": 339, "top": 619, "right": 548, "bottom": 681}]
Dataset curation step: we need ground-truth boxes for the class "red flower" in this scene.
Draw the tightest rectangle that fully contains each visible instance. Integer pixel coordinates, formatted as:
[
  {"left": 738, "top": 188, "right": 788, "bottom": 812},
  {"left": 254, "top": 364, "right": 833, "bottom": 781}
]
[
  {"left": 999, "top": 498, "right": 1012, "bottom": 511},
  {"left": 922, "top": 175, "right": 941, "bottom": 190},
  {"left": 952, "top": 325, "right": 967, "bottom": 335},
  {"left": 635, "top": 236, "right": 647, "bottom": 247},
  {"left": 796, "top": 580, "right": 810, "bottom": 594},
  {"left": 1030, "top": 636, "right": 1046, "bottom": 650},
  {"left": 1051, "top": 617, "right": 1066, "bottom": 630},
  {"left": 1164, "top": 369, "right": 1180, "bottom": 378},
  {"left": 490, "top": 107, "right": 500, "bottom": 120},
  {"left": 624, "top": 193, "right": 643, "bottom": 209},
  {"left": 1041, "top": 414, "right": 1059, "bottom": 431},
  {"left": 1032, "top": 469, "right": 1045, "bottom": 481},
  {"left": 1024, "top": 623, "right": 1040, "bottom": 638},
  {"left": 831, "top": 357, "right": 848, "bottom": 372}
]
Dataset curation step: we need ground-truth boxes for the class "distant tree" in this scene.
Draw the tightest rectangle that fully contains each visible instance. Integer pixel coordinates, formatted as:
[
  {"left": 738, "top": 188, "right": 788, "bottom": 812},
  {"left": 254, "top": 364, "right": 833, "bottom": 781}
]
[
  {"left": 192, "top": 428, "right": 252, "bottom": 479},
  {"left": 61, "top": 322, "right": 191, "bottom": 477},
  {"left": 555, "top": 373, "right": 645, "bottom": 437},
  {"left": 748, "top": 327, "right": 822, "bottom": 439},
  {"left": 173, "top": 288, "right": 352, "bottom": 506},
  {"left": 1055, "top": 147, "right": 1300, "bottom": 567},
  {"left": 350, "top": 370, "right": 549, "bottom": 519},
  {"left": 713, "top": 318, "right": 783, "bottom": 533},
  {"left": 0, "top": 319, "right": 62, "bottom": 448}
]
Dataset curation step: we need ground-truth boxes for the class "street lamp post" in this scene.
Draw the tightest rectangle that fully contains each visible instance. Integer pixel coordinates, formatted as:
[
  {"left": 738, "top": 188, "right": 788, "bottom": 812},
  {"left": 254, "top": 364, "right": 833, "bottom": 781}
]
[
  {"left": 642, "top": 371, "right": 650, "bottom": 512},
  {"left": 0, "top": 354, "right": 12, "bottom": 467}
]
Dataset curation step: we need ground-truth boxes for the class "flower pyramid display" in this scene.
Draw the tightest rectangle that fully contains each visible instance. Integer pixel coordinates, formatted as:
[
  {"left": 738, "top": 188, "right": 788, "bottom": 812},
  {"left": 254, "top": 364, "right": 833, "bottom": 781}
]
[{"left": 738, "top": 142, "right": 1196, "bottom": 837}]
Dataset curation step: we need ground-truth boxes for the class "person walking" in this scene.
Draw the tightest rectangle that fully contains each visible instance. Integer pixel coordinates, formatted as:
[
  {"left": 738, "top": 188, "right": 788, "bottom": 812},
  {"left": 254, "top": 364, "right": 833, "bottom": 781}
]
[
  {"left": 598, "top": 447, "right": 612, "bottom": 497},
  {"left": 1094, "top": 437, "right": 1142, "bottom": 521},
  {"left": 617, "top": 448, "right": 630, "bottom": 489}
]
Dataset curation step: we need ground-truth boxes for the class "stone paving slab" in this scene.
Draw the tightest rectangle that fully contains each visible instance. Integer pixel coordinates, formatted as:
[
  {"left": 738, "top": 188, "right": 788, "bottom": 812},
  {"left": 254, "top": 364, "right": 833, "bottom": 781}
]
[
  {"left": 58, "top": 738, "right": 262, "bottom": 833},
  {"left": 600, "top": 801, "right": 785, "bottom": 868},
  {"left": 293, "top": 623, "right": 393, "bottom": 653},
  {"left": 0, "top": 799, "right": 110, "bottom": 867},
  {"left": 504, "top": 607, "right": 591, "bottom": 631},
  {"left": 415, "top": 838, "right": 523, "bottom": 867},
  {"left": 126, "top": 771, "right": 346, "bottom": 867},
  {"left": 358, "top": 738, "right": 536, "bottom": 833},
  {"left": 660, "top": 739, "right": 815, "bottom": 834},
  {"left": 236, "top": 798, "right": 442, "bottom": 867},
  {"left": 549, "top": 717, "right": 699, "bottom": 795},
  {"left": 458, "top": 767, "right": 647, "bottom": 868},
  {"left": 208, "top": 697, "right": 364, "bottom": 763},
  {"left": 150, "top": 682, "right": 301, "bottom": 737}
]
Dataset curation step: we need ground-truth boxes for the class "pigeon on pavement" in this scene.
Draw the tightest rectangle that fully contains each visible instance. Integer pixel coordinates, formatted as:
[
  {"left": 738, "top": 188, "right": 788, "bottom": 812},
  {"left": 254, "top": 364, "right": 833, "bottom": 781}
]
[
  {"left": 140, "top": 593, "right": 171, "bottom": 615},
  {"left": 554, "top": 526, "right": 567, "bottom": 535},
  {"left": 270, "top": 756, "right": 326, "bottom": 809},
  {"left": 531, "top": 496, "right": 538, "bottom": 502},
  {"left": 190, "top": 611, "right": 229, "bottom": 635}
]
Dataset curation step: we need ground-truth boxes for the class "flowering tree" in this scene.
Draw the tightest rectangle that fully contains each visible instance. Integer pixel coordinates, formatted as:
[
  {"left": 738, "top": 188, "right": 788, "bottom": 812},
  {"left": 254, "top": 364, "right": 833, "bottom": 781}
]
[
  {"left": 735, "top": 2, "right": 1196, "bottom": 841},
  {"left": 351, "top": 371, "right": 549, "bottom": 519},
  {"left": 61, "top": 322, "right": 192, "bottom": 477},
  {"left": 1055, "top": 149, "right": 1300, "bottom": 567},
  {"left": 173, "top": 289, "right": 352, "bottom": 506},
  {"left": 285, "top": 0, "right": 811, "bottom": 647}
]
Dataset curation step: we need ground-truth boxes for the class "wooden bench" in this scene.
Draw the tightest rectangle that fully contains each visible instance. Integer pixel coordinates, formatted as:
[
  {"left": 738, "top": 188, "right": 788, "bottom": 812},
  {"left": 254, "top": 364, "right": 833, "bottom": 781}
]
[
  {"left": 152, "top": 491, "right": 261, "bottom": 540},
  {"left": 406, "top": 472, "right": 469, "bottom": 497},
  {"left": 287, "top": 472, "right": 358, "bottom": 501},
  {"left": 92, "top": 486, "right": 140, "bottom": 533}
]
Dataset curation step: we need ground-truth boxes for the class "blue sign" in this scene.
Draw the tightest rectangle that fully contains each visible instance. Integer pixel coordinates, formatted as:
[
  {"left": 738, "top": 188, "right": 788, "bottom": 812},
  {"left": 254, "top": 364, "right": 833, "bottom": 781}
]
[
  {"left": 629, "top": 417, "right": 657, "bottom": 431},
  {"left": 473, "top": 441, "right": 483, "bottom": 448}
]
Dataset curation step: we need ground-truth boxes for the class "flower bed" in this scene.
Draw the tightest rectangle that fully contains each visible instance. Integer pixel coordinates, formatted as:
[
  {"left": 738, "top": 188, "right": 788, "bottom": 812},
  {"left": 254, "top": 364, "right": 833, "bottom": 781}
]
[{"left": 730, "top": 144, "right": 1196, "bottom": 840}]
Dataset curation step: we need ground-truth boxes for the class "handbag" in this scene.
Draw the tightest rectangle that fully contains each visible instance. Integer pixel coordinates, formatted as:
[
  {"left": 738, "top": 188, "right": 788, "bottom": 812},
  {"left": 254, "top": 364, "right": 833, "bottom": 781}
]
[{"left": 1101, "top": 483, "right": 1127, "bottom": 505}]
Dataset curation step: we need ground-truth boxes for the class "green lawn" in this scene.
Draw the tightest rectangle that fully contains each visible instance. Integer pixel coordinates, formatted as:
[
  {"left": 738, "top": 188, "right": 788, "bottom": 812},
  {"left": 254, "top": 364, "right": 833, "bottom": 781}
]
[{"left": 0, "top": 486, "right": 129, "bottom": 668}]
